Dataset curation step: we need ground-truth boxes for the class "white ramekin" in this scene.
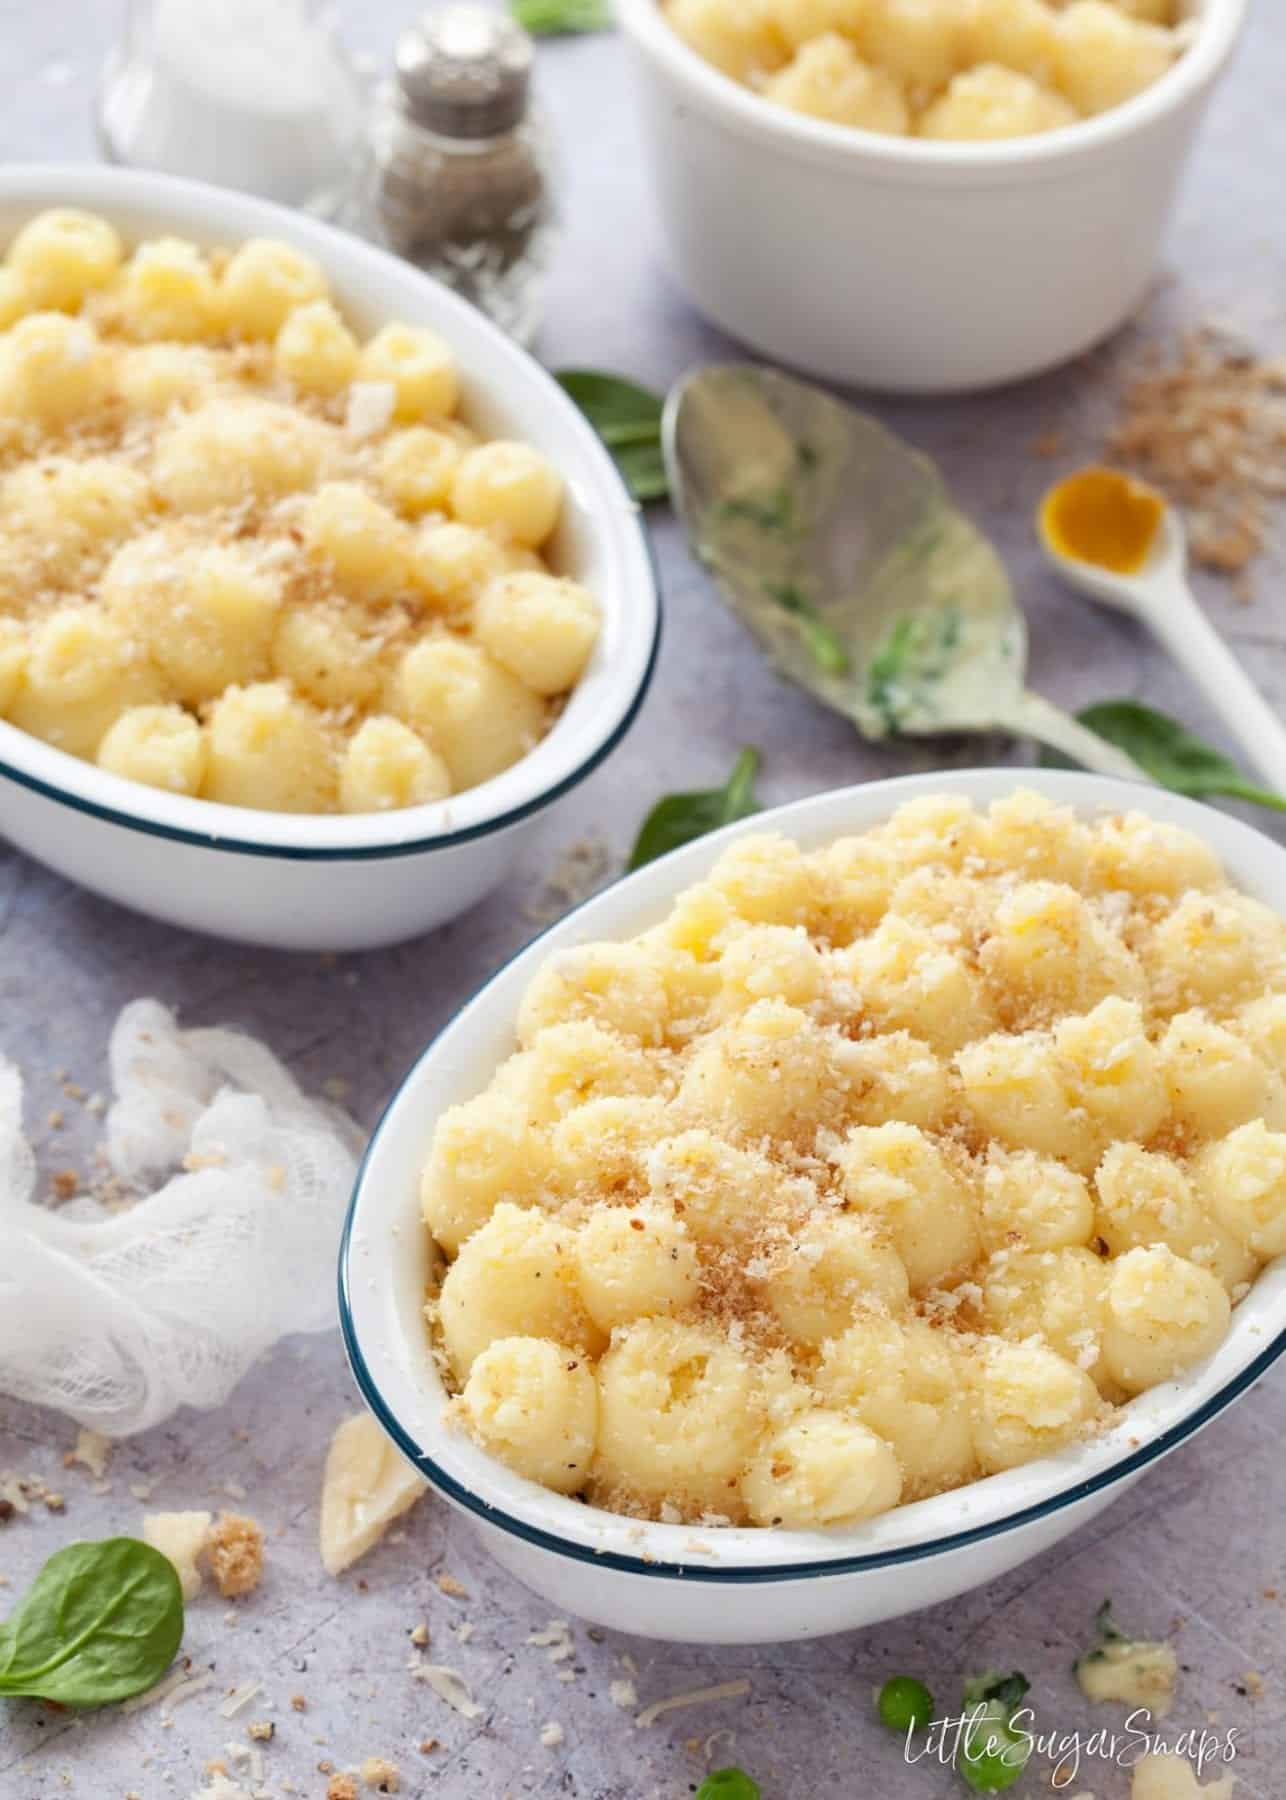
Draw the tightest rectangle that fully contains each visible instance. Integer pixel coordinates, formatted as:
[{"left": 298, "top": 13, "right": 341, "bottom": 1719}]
[
  {"left": 617, "top": 0, "right": 1246, "bottom": 393},
  {"left": 0, "top": 167, "right": 659, "bottom": 952},
  {"left": 341, "top": 768, "right": 1286, "bottom": 1645}
]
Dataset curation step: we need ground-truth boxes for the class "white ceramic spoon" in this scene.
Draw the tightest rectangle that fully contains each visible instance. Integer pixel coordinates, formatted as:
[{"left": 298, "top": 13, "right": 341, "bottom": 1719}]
[
  {"left": 1040, "top": 500, "right": 1286, "bottom": 792},
  {"left": 664, "top": 365, "right": 1151, "bottom": 782}
]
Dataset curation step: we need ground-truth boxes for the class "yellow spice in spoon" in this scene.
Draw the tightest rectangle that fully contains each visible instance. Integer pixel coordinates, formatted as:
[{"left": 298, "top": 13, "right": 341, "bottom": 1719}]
[{"left": 1040, "top": 466, "right": 1166, "bottom": 575}]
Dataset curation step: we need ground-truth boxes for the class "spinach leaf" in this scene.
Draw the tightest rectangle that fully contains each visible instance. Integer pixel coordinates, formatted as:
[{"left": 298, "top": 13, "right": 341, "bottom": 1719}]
[
  {"left": 628, "top": 748, "right": 761, "bottom": 871},
  {"left": 555, "top": 370, "right": 668, "bottom": 502},
  {"left": 511, "top": 0, "right": 613, "bottom": 34},
  {"left": 695, "top": 1771, "right": 760, "bottom": 1800},
  {"left": 1040, "top": 700, "right": 1286, "bottom": 814},
  {"left": 0, "top": 1538, "right": 183, "bottom": 1707}
]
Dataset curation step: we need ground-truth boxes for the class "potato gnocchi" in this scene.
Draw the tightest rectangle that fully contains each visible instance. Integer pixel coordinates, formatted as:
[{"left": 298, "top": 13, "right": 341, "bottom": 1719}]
[
  {"left": 664, "top": 0, "right": 1186, "bottom": 142},
  {"left": 0, "top": 210, "right": 600, "bottom": 815},
  {"left": 421, "top": 792, "right": 1286, "bottom": 1529}
]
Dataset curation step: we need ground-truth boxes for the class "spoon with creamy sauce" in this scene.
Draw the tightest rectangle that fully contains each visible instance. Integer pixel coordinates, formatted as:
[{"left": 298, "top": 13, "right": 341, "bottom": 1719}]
[
  {"left": 664, "top": 365, "right": 1149, "bottom": 782},
  {"left": 1040, "top": 467, "right": 1286, "bottom": 791}
]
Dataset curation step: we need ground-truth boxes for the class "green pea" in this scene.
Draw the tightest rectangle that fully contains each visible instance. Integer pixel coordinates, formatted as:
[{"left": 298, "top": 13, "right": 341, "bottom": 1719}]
[
  {"left": 695, "top": 1771, "right": 760, "bottom": 1800},
  {"left": 960, "top": 1702, "right": 1030, "bottom": 1793},
  {"left": 877, "top": 1675, "right": 936, "bottom": 1734}
]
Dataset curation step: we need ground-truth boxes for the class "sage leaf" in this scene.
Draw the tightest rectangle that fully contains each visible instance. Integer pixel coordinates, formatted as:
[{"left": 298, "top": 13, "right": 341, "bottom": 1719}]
[
  {"left": 512, "top": 0, "right": 613, "bottom": 33},
  {"left": 628, "top": 748, "right": 761, "bottom": 871},
  {"left": 1039, "top": 700, "right": 1286, "bottom": 815},
  {"left": 0, "top": 1538, "right": 183, "bottom": 1707},
  {"left": 555, "top": 369, "right": 668, "bottom": 502}
]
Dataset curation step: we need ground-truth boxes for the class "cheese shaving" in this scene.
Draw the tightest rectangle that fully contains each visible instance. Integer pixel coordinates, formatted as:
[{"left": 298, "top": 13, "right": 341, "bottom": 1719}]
[
  {"left": 68, "top": 1428, "right": 113, "bottom": 1480},
  {"left": 122, "top": 1667, "right": 215, "bottom": 1715},
  {"left": 408, "top": 1661, "right": 484, "bottom": 1720},
  {"left": 219, "top": 1680, "right": 265, "bottom": 1719},
  {"left": 635, "top": 1678, "right": 751, "bottom": 1729}
]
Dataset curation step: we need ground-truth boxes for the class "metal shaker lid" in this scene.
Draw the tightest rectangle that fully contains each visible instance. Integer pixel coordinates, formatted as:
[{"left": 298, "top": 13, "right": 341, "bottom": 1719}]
[{"left": 394, "top": 5, "right": 533, "bottom": 139}]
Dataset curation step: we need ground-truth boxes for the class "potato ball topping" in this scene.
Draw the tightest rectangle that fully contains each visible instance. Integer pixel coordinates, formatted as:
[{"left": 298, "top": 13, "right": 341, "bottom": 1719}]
[
  {"left": 0, "top": 210, "right": 600, "bottom": 815},
  {"left": 664, "top": 0, "right": 1186, "bottom": 144}
]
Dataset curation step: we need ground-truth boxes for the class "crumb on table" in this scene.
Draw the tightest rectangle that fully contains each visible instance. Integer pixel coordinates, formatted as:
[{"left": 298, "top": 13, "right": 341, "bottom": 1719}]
[{"left": 208, "top": 1511, "right": 265, "bottom": 1598}]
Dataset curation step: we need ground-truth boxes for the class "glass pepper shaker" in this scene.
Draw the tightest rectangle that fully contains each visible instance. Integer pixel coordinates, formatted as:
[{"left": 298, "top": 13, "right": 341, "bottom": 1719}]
[{"left": 367, "top": 5, "right": 558, "bottom": 349}]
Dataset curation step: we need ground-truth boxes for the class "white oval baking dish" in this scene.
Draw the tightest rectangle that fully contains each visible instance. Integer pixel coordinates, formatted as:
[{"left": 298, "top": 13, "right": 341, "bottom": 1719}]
[
  {"left": 0, "top": 166, "right": 659, "bottom": 951},
  {"left": 341, "top": 768, "right": 1286, "bottom": 1644}
]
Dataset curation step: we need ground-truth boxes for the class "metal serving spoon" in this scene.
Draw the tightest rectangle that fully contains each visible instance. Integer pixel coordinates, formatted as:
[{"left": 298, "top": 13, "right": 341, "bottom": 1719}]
[
  {"left": 1039, "top": 478, "right": 1286, "bottom": 792},
  {"left": 663, "top": 364, "right": 1149, "bottom": 782}
]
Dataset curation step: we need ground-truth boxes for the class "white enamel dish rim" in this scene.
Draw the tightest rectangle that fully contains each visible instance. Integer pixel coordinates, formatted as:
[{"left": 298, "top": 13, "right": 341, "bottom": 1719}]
[
  {"left": 616, "top": 0, "right": 1247, "bottom": 181},
  {"left": 340, "top": 768, "right": 1286, "bottom": 1582},
  {"left": 0, "top": 165, "right": 660, "bottom": 862}
]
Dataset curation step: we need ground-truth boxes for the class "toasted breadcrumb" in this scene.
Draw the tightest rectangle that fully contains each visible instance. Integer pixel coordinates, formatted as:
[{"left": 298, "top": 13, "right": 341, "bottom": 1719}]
[
  {"left": 208, "top": 1512, "right": 265, "bottom": 1598},
  {"left": 359, "top": 1759, "right": 400, "bottom": 1792},
  {"left": 325, "top": 1778, "right": 358, "bottom": 1800},
  {"left": 1108, "top": 328, "right": 1286, "bottom": 585},
  {"left": 246, "top": 1721, "right": 273, "bottom": 1743}
]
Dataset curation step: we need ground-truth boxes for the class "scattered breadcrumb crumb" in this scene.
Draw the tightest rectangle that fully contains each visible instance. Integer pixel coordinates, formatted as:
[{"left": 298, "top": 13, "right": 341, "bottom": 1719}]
[
  {"left": 290, "top": 1694, "right": 308, "bottom": 1713},
  {"left": 359, "top": 1758, "right": 400, "bottom": 1792},
  {"left": 609, "top": 1679, "right": 638, "bottom": 1709},
  {"left": 410, "top": 1623, "right": 429, "bottom": 1647},
  {"left": 436, "top": 1572, "right": 468, "bottom": 1598},
  {"left": 1108, "top": 327, "right": 1286, "bottom": 586},
  {"left": 208, "top": 1512, "right": 264, "bottom": 1598},
  {"left": 525, "top": 837, "right": 613, "bottom": 925},
  {"left": 246, "top": 1721, "right": 273, "bottom": 1743},
  {"left": 325, "top": 1777, "right": 358, "bottom": 1800},
  {"left": 539, "top": 1722, "right": 565, "bottom": 1749},
  {"left": 418, "top": 1739, "right": 439, "bottom": 1755}
]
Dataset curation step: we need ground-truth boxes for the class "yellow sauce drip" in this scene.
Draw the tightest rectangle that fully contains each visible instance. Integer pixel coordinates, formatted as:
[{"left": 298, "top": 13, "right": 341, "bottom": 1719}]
[{"left": 1040, "top": 466, "right": 1166, "bottom": 576}]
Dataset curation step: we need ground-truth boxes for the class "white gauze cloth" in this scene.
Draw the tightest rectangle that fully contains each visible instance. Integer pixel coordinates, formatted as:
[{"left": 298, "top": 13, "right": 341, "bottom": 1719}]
[{"left": 0, "top": 999, "right": 363, "bottom": 1437}]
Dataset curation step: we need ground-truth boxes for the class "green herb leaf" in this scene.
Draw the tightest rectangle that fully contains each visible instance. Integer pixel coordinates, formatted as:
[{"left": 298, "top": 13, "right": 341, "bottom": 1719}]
[
  {"left": 877, "top": 1675, "right": 936, "bottom": 1733},
  {"left": 719, "top": 489, "right": 797, "bottom": 535},
  {"left": 1039, "top": 700, "right": 1286, "bottom": 814},
  {"left": 628, "top": 748, "right": 761, "bottom": 871},
  {"left": 762, "top": 581, "right": 851, "bottom": 676},
  {"left": 511, "top": 0, "right": 612, "bottom": 35},
  {"left": 695, "top": 1771, "right": 760, "bottom": 1800},
  {"left": 555, "top": 369, "right": 668, "bottom": 501},
  {"left": 976, "top": 1672, "right": 1031, "bottom": 1712},
  {"left": 0, "top": 1538, "right": 183, "bottom": 1708},
  {"left": 1095, "top": 1598, "right": 1124, "bottom": 1643}
]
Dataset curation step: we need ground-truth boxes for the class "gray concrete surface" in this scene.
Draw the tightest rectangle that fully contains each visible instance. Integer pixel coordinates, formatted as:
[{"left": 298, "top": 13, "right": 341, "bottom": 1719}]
[{"left": 1, "top": 4, "right": 1285, "bottom": 1796}]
